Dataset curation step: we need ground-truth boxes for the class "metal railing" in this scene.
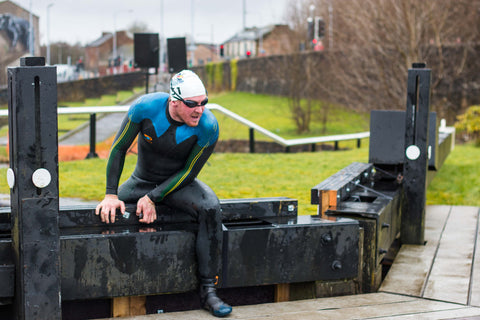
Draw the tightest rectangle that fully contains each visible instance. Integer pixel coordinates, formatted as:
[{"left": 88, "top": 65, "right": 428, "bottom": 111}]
[
  {"left": 0, "top": 104, "right": 371, "bottom": 156},
  {"left": 207, "top": 103, "right": 369, "bottom": 152}
]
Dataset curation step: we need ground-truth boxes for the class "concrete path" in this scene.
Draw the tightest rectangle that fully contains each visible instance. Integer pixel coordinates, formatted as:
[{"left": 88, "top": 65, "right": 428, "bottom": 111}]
[{"left": 59, "top": 112, "right": 126, "bottom": 146}]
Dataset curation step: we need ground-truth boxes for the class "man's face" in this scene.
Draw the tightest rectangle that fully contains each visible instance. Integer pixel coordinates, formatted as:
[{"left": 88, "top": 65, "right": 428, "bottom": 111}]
[{"left": 170, "top": 95, "right": 207, "bottom": 127}]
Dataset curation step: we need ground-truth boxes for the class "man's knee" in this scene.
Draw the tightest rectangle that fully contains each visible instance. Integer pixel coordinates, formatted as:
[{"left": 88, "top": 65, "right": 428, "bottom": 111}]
[{"left": 198, "top": 195, "right": 221, "bottom": 217}]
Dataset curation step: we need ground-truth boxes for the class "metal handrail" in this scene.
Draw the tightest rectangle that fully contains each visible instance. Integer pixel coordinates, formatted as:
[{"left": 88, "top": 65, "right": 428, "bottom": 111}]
[
  {"left": 0, "top": 104, "right": 371, "bottom": 153},
  {"left": 207, "top": 103, "right": 370, "bottom": 148}
]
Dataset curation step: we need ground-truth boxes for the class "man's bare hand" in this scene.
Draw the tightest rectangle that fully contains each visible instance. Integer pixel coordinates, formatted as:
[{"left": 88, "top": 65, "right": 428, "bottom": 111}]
[
  {"left": 95, "top": 194, "right": 125, "bottom": 224},
  {"left": 137, "top": 195, "right": 157, "bottom": 224}
]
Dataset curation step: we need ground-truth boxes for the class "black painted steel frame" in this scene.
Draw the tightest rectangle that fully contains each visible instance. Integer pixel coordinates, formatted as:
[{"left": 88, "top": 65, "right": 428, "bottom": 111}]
[
  {"left": 8, "top": 57, "right": 62, "bottom": 319},
  {"left": 402, "top": 64, "right": 432, "bottom": 245}
]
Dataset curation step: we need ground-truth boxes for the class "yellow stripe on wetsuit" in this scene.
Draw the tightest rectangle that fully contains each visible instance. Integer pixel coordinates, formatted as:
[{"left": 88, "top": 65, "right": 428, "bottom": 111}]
[{"left": 110, "top": 120, "right": 132, "bottom": 153}]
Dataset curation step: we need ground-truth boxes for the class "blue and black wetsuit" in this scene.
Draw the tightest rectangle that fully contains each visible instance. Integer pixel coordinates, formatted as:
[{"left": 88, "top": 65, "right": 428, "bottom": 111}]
[{"left": 105, "top": 92, "right": 221, "bottom": 279}]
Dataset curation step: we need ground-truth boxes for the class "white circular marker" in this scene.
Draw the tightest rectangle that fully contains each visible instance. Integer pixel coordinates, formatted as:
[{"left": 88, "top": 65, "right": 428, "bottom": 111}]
[
  {"left": 32, "top": 168, "right": 51, "bottom": 188},
  {"left": 6, "top": 168, "right": 15, "bottom": 189},
  {"left": 406, "top": 145, "right": 421, "bottom": 160}
]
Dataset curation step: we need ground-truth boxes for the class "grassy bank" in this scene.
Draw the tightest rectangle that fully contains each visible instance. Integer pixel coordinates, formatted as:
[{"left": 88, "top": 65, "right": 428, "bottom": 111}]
[
  {"left": 211, "top": 92, "right": 370, "bottom": 140},
  {"left": 0, "top": 91, "right": 476, "bottom": 214},
  {"left": 426, "top": 143, "right": 480, "bottom": 206},
  {"left": 0, "top": 143, "right": 475, "bottom": 215}
]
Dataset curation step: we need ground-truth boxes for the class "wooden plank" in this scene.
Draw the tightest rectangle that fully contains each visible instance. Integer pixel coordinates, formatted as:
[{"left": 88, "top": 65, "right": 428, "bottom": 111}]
[
  {"left": 306, "top": 299, "right": 475, "bottom": 320},
  {"left": 367, "top": 307, "right": 480, "bottom": 320},
  {"left": 232, "top": 293, "right": 416, "bottom": 318},
  {"left": 103, "top": 293, "right": 480, "bottom": 320},
  {"left": 112, "top": 296, "right": 146, "bottom": 317},
  {"left": 112, "top": 297, "right": 130, "bottom": 317},
  {"left": 380, "top": 205, "right": 450, "bottom": 296},
  {"left": 319, "top": 190, "right": 330, "bottom": 217},
  {"left": 129, "top": 296, "right": 146, "bottom": 316},
  {"left": 423, "top": 206, "right": 478, "bottom": 304},
  {"left": 468, "top": 207, "right": 480, "bottom": 307},
  {"left": 256, "top": 298, "right": 475, "bottom": 320},
  {"left": 275, "top": 283, "right": 290, "bottom": 302}
]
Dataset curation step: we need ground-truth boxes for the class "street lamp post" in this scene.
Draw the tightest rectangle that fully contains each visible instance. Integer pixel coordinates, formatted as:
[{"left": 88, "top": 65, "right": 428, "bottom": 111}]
[
  {"left": 29, "top": 0, "right": 34, "bottom": 55},
  {"left": 113, "top": 9, "right": 133, "bottom": 67},
  {"left": 159, "top": 0, "right": 165, "bottom": 73},
  {"left": 46, "top": 3, "right": 54, "bottom": 65},
  {"left": 113, "top": 13, "right": 118, "bottom": 63},
  {"left": 190, "top": 0, "right": 195, "bottom": 66}
]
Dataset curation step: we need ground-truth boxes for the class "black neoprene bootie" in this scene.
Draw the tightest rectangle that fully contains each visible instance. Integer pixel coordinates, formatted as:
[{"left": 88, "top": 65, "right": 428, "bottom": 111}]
[{"left": 199, "top": 278, "right": 232, "bottom": 317}]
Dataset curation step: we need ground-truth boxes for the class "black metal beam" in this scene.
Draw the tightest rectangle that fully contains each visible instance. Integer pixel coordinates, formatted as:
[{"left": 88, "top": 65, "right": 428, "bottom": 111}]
[
  {"left": 402, "top": 63, "right": 431, "bottom": 245},
  {"left": 0, "top": 203, "right": 360, "bottom": 301},
  {"left": 310, "top": 162, "right": 373, "bottom": 205},
  {"left": 249, "top": 128, "right": 255, "bottom": 153},
  {"left": 221, "top": 216, "right": 359, "bottom": 288},
  {"left": 7, "top": 57, "right": 62, "bottom": 319},
  {"left": 86, "top": 113, "right": 99, "bottom": 159}
]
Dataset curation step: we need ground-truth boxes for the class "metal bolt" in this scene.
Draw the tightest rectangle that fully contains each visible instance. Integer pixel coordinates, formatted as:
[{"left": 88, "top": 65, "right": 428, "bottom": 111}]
[
  {"left": 331, "top": 260, "right": 342, "bottom": 270},
  {"left": 322, "top": 233, "right": 332, "bottom": 243}
]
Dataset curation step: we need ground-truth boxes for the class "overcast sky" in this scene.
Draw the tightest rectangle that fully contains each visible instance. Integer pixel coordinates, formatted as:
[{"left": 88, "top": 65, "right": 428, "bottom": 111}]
[{"left": 12, "top": 0, "right": 290, "bottom": 46}]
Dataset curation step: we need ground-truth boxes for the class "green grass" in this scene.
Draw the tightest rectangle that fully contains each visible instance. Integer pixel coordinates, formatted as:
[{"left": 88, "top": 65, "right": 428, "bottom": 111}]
[
  {"left": 0, "top": 146, "right": 369, "bottom": 215},
  {"left": 0, "top": 90, "right": 477, "bottom": 213},
  {"left": 426, "top": 143, "right": 480, "bottom": 207},
  {"left": 210, "top": 92, "right": 369, "bottom": 141},
  {"left": 199, "top": 148, "right": 369, "bottom": 215},
  {"left": 0, "top": 142, "right": 474, "bottom": 215}
]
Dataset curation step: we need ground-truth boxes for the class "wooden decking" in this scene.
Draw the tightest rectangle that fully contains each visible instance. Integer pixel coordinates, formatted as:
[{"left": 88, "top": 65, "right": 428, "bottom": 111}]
[
  {"left": 380, "top": 205, "right": 480, "bottom": 305},
  {"left": 99, "top": 205, "right": 480, "bottom": 320}
]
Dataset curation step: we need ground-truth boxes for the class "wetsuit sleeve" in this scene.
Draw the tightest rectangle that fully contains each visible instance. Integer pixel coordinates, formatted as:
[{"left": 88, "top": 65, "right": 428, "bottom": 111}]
[
  {"left": 105, "top": 114, "right": 141, "bottom": 195},
  {"left": 146, "top": 141, "right": 217, "bottom": 202}
]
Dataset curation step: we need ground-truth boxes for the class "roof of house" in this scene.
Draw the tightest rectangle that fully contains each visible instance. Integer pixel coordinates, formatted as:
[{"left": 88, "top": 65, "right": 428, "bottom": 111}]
[
  {"left": 195, "top": 43, "right": 217, "bottom": 51},
  {"left": 86, "top": 33, "right": 113, "bottom": 48},
  {"left": 223, "top": 24, "right": 287, "bottom": 43},
  {"left": 86, "top": 31, "right": 133, "bottom": 48}
]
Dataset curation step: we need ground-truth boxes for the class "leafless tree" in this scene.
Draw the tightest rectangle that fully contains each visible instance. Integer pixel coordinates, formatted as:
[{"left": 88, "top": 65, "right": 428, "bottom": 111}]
[
  {"left": 268, "top": 1, "right": 332, "bottom": 134},
  {"left": 40, "top": 42, "right": 84, "bottom": 65},
  {"left": 285, "top": 0, "right": 480, "bottom": 122},
  {"left": 127, "top": 21, "right": 152, "bottom": 34}
]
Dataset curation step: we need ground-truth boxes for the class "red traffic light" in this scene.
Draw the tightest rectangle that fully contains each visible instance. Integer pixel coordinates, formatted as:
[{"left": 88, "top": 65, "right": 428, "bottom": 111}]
[{"left": 246, "top": 50, "right": 251, "bottom": 57}]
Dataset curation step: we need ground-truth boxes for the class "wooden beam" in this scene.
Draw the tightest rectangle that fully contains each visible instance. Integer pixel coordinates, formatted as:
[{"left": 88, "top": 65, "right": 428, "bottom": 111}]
[
  {"left": 112, "top": 296, "right": 146, "bottom": 317},
  {"left": 275, "top": 284, "right": 290, "bottom": 302}
]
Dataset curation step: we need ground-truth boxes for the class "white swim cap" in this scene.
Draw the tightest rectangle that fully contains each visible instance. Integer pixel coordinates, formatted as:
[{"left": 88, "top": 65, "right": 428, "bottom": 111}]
[{"left": 170, "top": 70, "right": 207, "bottom": 101}]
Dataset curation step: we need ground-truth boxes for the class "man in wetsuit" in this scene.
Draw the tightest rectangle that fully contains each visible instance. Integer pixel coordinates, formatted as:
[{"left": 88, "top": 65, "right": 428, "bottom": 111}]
[{"left": 95, "top": 70, "right": 232, "bottom": 317}]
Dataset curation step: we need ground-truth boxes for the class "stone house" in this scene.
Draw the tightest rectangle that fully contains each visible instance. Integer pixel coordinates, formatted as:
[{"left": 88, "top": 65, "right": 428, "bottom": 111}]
[
  {"left": 222, "top": 24, "right": 297, "bottom": 59},
  {"left": 84, "top": 30, "right": 134, "bottom": 76},
  {"left": 187, "top": 43, "right": 221, "bottom": 66}
]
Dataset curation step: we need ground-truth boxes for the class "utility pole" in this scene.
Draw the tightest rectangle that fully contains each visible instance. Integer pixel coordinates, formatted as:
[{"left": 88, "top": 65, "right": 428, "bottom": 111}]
[
  {"left": 47, "top": 3, "right": 54, "bottom": 65},
  {"left": 29, "top": 0, "right": 34, "bottom": 55}
]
